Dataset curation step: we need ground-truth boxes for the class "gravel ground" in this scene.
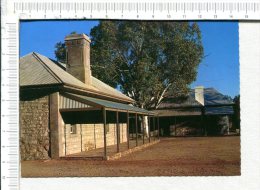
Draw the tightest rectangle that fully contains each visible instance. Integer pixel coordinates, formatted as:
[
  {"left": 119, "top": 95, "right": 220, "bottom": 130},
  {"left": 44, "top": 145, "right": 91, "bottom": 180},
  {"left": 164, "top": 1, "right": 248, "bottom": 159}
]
[{"left": 21, "top": 136, "right": 240, "bottom": 177}]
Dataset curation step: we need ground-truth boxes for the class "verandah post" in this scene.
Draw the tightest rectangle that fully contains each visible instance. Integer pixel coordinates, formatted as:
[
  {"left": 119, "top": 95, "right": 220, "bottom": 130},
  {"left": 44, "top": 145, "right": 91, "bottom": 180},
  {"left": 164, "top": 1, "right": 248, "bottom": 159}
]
[
  {"left": 148, "top": 116, "right": 151, "bottom": 143},
  {"left": 116, "top": 111, "right": 120, "bottom": 153},
  {"left": 135, "top": 113, "right": 138, "bottom": 147},
  {"left": 157, "top": 116, "right": 160, "bottom": 139},
  {"left": 127, "top": 112, "right": 130, "bottom": 149},
  {"left": 142, "top": 115, "right": 145, "bottom": 144},
  {"left": 80, "top": 124, "right": 82, "bottom": 152},
  {"left": 103, "top": 108, "right": 107, "bottom": 159},
  {"left": 175, "top": 117, "right": 177, "bottom": 136},
  {"left": 64, "top": 124, "right": 66, "bottom": 156},
  {"left": 153, "top": 117, "right": 155, "bottom": 141},
  {"left": 201, "top": 106, "right": 207, "bottom": 136}
]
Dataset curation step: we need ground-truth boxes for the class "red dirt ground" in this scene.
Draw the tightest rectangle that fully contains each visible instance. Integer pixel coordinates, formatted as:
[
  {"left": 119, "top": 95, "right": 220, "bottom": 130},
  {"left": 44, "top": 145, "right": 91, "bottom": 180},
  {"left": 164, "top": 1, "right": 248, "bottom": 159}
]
[{"left": 21, "top": 136, "right": 240, "bottom": 177}]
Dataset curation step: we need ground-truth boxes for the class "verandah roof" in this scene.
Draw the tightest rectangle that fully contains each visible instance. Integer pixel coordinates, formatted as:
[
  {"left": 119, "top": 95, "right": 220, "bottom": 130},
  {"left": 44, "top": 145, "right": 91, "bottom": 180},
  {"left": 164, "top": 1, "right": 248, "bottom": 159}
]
[{"left": 60, "top": 92, "right": 155, "bottom": 115}]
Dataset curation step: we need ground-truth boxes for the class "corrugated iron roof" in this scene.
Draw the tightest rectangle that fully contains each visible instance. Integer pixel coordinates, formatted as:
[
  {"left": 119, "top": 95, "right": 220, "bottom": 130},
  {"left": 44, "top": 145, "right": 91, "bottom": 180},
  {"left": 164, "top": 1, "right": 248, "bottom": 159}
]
[
  {"left": 156, "top": 88, "right": 234, "bottom": 116},
  {"left": 20, "top": 53, "right": 61, "bottom": 86},
  {"left": 203, "top": 88, "right": 233, "bottom": 105},
  {"left": 20, "top": 52, "right": 133, "bottom": 103},
  {"left": 157, "top": 93, "right": 200, "bottom": 109},
  {"left": 91, "top": 77, "right": 125, "bottom": 100},
  {"left": 35, "top": 52, "right": 98, "bottom": 90},
  {"left": 63, "top": 92, "right": 154, "bottom": 115},
  {"left": 154, "top": 108, "right": 202, "bottom": 117},
  {"left": 205, "top": 106, "right": 234, "bottom": 115},
  {"left": 52, "top": 58, "right": 130, "bottom": 102},
  {"left": 157, "top": 88, "right": 233, "bottom": 109},
  {"left": 59, "top": 95, "right": 93, "bottom": 109}
]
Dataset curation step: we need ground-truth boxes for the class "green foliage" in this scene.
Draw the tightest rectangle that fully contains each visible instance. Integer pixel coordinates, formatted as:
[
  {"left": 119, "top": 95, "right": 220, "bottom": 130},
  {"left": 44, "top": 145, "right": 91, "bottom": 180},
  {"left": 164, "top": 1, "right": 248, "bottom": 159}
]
[
  {"left": 90, "top": 21, "right": 204, "bottom": 108},
  {"left": 54, "top": 42, "right": 66, "bottom": 63},
  {"left": 54, "top": 31, "right": 77, "bottom": 63}
]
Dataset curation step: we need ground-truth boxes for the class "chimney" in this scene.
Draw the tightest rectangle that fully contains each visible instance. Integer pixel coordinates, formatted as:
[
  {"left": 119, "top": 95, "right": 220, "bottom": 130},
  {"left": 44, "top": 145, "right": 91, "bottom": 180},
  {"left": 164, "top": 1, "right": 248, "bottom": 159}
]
[
  {"left": 195, "top": 86, "right": 204, "bottom": 106},
  {"left": 65, "top": 33, "right": 92, "bottom": 85}
]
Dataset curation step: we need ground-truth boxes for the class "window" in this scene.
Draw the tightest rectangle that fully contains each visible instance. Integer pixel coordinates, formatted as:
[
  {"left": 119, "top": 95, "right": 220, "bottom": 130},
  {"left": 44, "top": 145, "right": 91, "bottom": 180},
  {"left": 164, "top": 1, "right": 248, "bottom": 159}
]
[{"left": 70, "top": 124, "right": 77, "bottom": 134}]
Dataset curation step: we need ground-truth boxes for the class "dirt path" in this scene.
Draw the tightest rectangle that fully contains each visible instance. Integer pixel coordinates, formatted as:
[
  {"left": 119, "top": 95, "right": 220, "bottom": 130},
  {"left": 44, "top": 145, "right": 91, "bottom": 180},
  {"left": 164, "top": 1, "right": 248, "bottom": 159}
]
[{"left": 21, "top": 136, "right": 240, "bottom": 177}]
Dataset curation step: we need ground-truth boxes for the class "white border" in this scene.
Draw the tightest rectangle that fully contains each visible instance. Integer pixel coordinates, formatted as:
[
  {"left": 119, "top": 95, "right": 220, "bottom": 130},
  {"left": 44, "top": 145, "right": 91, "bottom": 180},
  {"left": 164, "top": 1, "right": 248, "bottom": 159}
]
[
  {"left": 1, "top": 0, "right": 260, "bottom": 190},
  {"left": 5, "top": 0, "right": 260, "bottom": 20}
]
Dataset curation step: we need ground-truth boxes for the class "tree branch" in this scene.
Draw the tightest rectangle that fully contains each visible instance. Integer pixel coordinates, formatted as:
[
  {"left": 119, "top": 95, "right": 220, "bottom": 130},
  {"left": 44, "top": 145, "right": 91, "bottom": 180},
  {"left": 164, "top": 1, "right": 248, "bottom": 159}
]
[{"left": 155, "top": 83, "right": 171, "bottom": 109}]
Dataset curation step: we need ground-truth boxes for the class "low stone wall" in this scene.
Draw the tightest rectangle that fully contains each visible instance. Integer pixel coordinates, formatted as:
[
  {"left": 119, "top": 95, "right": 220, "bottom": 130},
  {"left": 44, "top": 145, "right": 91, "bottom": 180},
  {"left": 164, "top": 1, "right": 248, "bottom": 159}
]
[
  {"left": 64, "top": 123, "right": 127, "bottom": 155},
  {"left": 106, "top": 140, "right": 160, "bottom": 160},
  {"left": 20, "top": 96, "right": 50, "bottom": 160}
]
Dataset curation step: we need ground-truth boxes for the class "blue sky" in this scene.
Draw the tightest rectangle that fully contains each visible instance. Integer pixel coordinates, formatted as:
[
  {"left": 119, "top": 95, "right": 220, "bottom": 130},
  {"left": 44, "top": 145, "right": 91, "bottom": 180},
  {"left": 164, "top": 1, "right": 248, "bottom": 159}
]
[{"left": 20, "top": 21, "right": 239, "bottom": 98}]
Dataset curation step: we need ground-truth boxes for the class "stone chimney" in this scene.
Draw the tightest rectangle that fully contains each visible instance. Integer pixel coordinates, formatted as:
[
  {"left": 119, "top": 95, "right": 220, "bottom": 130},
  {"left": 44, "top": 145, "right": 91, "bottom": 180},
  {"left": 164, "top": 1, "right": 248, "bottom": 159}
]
[
  {"left": 195, "top": 86, "right": 204, "bottom": 106},
  {"left": 65, "top": 33, "right": 92, "bottom": 85}
]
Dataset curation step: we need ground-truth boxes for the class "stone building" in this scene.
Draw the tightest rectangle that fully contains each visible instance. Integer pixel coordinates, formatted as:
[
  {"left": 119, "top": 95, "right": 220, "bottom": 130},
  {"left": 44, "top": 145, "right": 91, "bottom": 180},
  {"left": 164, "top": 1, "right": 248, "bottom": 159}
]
[
  {"left": 154, "top": 86, "right": 234, "bottom": 136},
  {"left": 20, "top": 34, "right": 155, "bottom": 160}
]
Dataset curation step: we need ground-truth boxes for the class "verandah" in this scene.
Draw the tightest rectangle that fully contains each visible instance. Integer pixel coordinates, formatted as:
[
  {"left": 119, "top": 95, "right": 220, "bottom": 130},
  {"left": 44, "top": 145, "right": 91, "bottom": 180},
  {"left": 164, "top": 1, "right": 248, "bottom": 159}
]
[{"left": 60, "top": 92, "right": 159, "bottom": 159}]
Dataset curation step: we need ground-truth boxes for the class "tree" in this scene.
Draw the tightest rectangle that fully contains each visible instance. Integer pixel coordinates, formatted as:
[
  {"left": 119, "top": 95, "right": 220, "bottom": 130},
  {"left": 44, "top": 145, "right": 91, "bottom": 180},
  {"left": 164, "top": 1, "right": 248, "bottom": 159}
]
[
  {"left": 54, "top": 21, "right": 204, "bottom": 109},
  {"left": 54, "top": 31, "right": 77, "bottom": 63},
  {"left": 90, "top": 21, "right": 204, "bottom": 109},
  {"left": 54, "top": 42, "right": 66, "bottom": 63}
]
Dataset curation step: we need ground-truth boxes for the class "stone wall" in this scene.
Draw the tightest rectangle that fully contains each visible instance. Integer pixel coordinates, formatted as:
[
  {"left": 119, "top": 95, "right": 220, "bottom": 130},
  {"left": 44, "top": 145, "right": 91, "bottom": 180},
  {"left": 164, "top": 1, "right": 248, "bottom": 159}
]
[
  {"left": 64, "top": 123, "right": 127, "bottom": 155},
  {"left": 119, "top": 123, "right": 127, "bottom": 142},
  {"left": 20, "top": 95, "right": 50, "bottom": 160}
]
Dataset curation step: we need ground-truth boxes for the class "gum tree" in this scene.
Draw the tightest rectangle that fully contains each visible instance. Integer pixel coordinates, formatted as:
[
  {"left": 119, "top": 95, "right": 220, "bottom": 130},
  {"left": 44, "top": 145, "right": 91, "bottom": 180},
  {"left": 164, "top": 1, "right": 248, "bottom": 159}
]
[{"left": 89, "top": 21, "right": 204, "bottom": 109}]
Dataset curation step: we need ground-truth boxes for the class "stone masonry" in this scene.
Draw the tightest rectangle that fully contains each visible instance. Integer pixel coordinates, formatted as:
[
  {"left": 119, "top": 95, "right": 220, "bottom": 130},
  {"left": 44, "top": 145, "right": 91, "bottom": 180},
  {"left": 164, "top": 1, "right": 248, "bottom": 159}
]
[
  {"left": 20, "top": 95, "right": 50, "bottom": 160},
  {"left": 20, "top": 92, "right": 128, "bottom": 159},
  {"left": 64, "top": 123, "right": 127, "bottom": 155}
]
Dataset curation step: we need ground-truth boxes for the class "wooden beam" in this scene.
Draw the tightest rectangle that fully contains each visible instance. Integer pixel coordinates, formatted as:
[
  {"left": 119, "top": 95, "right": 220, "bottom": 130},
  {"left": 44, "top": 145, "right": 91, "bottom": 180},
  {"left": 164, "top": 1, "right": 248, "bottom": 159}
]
[
  {"left": 135, "top": 113, "right": 138, "bottom": 147},
  {"left": 94, "top": 124, "right": 96, "bottom": 149},
  {"left": 116, "top": 111, "right": 120, "bottom": 153},
  {"left": 148, "top": 116, "right": 151, "bottom": 143},
  {"left": 201, "top": 106, "right": 207, "bottom": 136},
  {"left": 104, "top": 108, "right": 128, "bottom": 113},
  {"left": 153, "top": 117, "right": 155, "bottom": 141},
  {"left": 103, "top": 108, "right": 107, "bottom": 159},
  {"left": 59, "top": 107, "right": 101, "bottom": 112},
  {"left": 127, "top": 112, "right": 130, "bottom": 149},
  {"left": 104, "top": 107, "right": 151, "bottom": 115},
  {"left": 157, "top": 117, "right": 160, "bottom": 139},
  {"left": 175, "top": 117, "right": 177, "bottom": 136},
  {"left": 80, "top": 124, "right": 82, "bottom": 152},
  {"left": 156, "top": 103, "right": 234, "bottom": 109},
  {"left": 142, "top": 115, "right": 145, "bottom": 144},
  {"left": 64, "top": 124, "right": 66, "bottom": 156}
]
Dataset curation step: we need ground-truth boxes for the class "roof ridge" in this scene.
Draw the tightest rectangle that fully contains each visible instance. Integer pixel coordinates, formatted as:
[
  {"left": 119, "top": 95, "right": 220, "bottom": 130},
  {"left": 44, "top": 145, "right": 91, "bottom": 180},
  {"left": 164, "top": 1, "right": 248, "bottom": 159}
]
[
  {"left": 32, "top": 52, "right": 63, "bottom": 84},
  {"left": 20, "top": 52, "right": 34, "bottom": 59}
]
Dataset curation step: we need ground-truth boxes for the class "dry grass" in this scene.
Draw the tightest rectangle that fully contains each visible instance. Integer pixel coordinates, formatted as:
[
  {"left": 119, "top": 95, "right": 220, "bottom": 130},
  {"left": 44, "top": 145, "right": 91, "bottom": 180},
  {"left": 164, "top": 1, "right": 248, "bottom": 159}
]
[{"left": 21, "top": 136, "right": 240, "bottom": 177}]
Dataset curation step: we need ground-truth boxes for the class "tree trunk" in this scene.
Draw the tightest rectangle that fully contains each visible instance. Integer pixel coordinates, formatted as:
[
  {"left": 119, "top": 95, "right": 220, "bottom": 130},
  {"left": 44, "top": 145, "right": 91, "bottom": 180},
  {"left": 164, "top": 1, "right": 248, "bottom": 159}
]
[
  {"left": 140, "top": 104, "right": 149, "bottom": 137},
  {"left": 143, "top": 115, "right": 149, "bottom": 137},
  {"left": 155, "top": 83, "right": 171, "bottom": 109}
]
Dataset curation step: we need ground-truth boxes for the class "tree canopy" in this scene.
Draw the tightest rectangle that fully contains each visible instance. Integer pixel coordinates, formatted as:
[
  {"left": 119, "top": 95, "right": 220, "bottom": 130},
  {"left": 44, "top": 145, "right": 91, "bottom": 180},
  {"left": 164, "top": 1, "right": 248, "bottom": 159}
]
[{"left": 54, "top": 21, "right": 204, "bottom": 109}]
